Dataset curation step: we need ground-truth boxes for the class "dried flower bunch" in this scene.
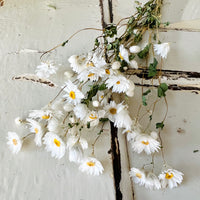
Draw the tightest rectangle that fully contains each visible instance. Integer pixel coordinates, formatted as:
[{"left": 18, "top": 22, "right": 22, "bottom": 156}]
[{"left": 8, "top": 0, "right": 183, "bottom": 189}]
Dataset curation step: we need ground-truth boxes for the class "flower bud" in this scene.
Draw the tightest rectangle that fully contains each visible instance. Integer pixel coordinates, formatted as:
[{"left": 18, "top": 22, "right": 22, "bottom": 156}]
[
  {"left": 111, "top": 61, "right": 121, "bottom": 70},
  {"left": 129, "top": 46, "right": 141, "bottom": 54},
  {"left": 92, "top": 100, "right": 99, "bottom": 107}
]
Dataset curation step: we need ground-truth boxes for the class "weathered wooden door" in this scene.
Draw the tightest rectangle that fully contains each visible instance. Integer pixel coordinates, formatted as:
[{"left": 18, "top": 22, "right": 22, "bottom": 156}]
[{"left": 0, "top": 0, "right": 200, "bottom": 200}]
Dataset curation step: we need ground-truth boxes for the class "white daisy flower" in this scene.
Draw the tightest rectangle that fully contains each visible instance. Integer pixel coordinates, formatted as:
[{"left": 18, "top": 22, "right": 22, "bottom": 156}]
[
  {"left": 27, "top": 119, "right": 44, "bottom": 147},
  {"left": 77, "top": 67, "right": 105, "bottom": 82},
  {"left": 29, "top": 110, "right": 52, "bottom": 120},
  {"left": 130, "top": 167, "right": 146, "bottom": 186},
  {"left": 105, "top": 75, "right": 131, "bottom": 93},
  {"left": 43, "top": 132, "right": 65, "bottom": 159},
  {"left": 119, "top": 45, "right": 129, "bottom": 63},
  {"left": 129, "top": 45, "right": 141, "bottom": 54},
  {"left": 129, "top": 60, "right": 138, "bottom": 69},
  {"left": 35, "top": 61, "right": 57, "bottom": 78},
  {"left": 47, "top": 117, "right": 63, "bottom": 134},
  {"left": 92, "top": 100, "right": 99, "bottom": 107},
  {"left": 105, "top": 101, "right": 125, "bottom": 122},
  {"left": 79, "top": 138, "right": 88, "bottom": 150},
  {"left": 66, "top": 135, "right": 79, "bottom": 149},
  {"left": 97, "top": 91, "right": 110, "bottom": 106},
  {"left": 103, "top": 67, "right": 114, "bottom": 78},
  {"left": 132, "top": 134, "right": 160, "bottom": 155},
  {"left": 63, "top": 103, "right": 74, "bottom": 112},
  {"left": 73, "top": 104, "right": 88, "bottom": 120},
  {"left": 154, "top": 43, "right": 170, "bottom": 59},
  {"left": 7, "top": 132, "right": 22, "bottom": 154},
  {"left": 79, "top": 157, "right": 104, "bottom": 176},
  {"left": 91, "top": 53, "right": 107, "bottom": 68},
  {"left": 68, "top": 144, "right": 84, "bottom": 163},
  {"left": 68, "top": 55, "right": 87, "bottom": 73},
  {"left": 66, "top": 135, "right": 88, "bottom": 150},
  {"left": 63, "top": 81, "right": 84, "bottom": 105},
  {"left": 159, "top": 168, "right": 183, "bottom": 189},
  {"left": 125, "top": 80, "right": 135, "bottom": 97},
  {"left": 85, "top": 110, "right": 105, "bottom": 127},
  {"left": 15, "top": 117, "right": 23, "bottom": 126},
  {"left": 145, "top": 172, "right": 161, "bottom": 190},
  {"left": 123, "top": 130, "right": 139, "bottom": 142},
  {"left": 114, "top": 109, "right": 132, "bottom": 130},
  {"left": 111, "top": 61, "right": 121, "bottom": 70}
]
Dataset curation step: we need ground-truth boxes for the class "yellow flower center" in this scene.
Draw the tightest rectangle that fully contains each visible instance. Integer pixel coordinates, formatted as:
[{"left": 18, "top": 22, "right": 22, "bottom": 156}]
[
  {"left": 141, "top": 141, "right": 149, "bottom": 145},
  {"left": 119, "top": 52, "right": 124, "bottom": 60},
  {"left": 12, "top": 139, "right": 18, "bottom": 146},
  {"left": 109, "top": 108, "right": 117, "bottom": 115},
  {"left": 88, "top": 73, "right": 94, "bottom": 77},
  {"left": 69, "top": 91, "right": 76, "bottom": 99},
  {"left": 89, "top": 113, "right": 97, "bottom": 120},
  {"left": 42, "top": 115, "right": 50, "bottom": 119},
  {"left": 116, "top": 81, "right": 120, "bottom": 84},
  {"left": 87, "top": 161, "right": 95, "bottom": 167},
  {"left": 100, "top": 95, "right": 104, "bottom": 99},
  {"left": 105, "top": 69, "right": 110, "bottom": 75},
  {"left": 165, "top": 173, "right": 174, "bottom": 179},
  {"left": 54, "top": 138, "right": 61, "bottom": 147},
  {"left": 34, "top": 128, "right": 39, "bottom": 134},
  {"left": 136, "top": 173, "right": 142, "bottom": 179},
  {"left": 87, "top": 62, "right": 94, "bottom": 67}
]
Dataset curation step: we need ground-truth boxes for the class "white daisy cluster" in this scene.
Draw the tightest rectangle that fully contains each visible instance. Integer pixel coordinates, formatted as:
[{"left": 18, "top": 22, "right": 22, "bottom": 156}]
[
  {"left": 7, "top": 0, "right": 179, "bottom": 182},
  {"left": 130, "top": 166, "right": 183, "bottom": 190},
  {"left": 7, "top": 49, "right": 137, "bottom": 176},
  {"left": 123, "top": 122, "right": 183, "bottom": 190}
]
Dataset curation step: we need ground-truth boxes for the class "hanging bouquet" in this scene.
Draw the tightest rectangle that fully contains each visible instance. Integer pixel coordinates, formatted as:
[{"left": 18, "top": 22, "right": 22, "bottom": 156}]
[{"left": 8, "top": 0, "right": 183, "bottom": 190}]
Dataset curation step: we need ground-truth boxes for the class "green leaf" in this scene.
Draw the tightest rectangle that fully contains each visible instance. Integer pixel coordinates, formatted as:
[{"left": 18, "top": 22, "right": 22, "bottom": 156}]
[
  {"left": 143, "top": 89, "right": 151, "bottom": 96},
  {"left": 68, "top": 123, "right": 73, "bottom": 128},
  {"left": 153, "top": 33, "right": 156, "bottom": 41},
  {"left": 156, "top": 122, "right": 164, "bottom": 129},
  {"left": 158, "top": 83, "right": 168, "bottom": 98},
  {"left": 87, "top": 122, "right": 90, "bottom": 129},
  {"left": 142, "top": 95, "right": 147, "bottom": 106},
  {"left": 62, "top": 40, "right": 68, "bottom": 46},
  {"left": 107, "top": 43, "right": 113, "bottom": 50},
  {"left": 128, "top": 16, "right": 135, "bottom": 24},
  {"left": 95, "top": 38, "right": 100, "bottom": 47},
  {"left": 149, "top": 115, "right": 152, "bottom": 121},
  {"left": 137, "top": 44, "right": 150, "bottom": 59},
  {"left": 87, "top": 85, "right": 99, "bottom": 101},
  {"left": 129, "top": 54, "right": 135, "bottom": 61},
  {"left": 99, "top": 83, "right": 107, "bottom": 91},
  {"left": 97, "top": 129, "right": 104, "bottom": 135},
  {"left": 163, "top": 21, "right": 170, "bottom": 27},
  {"left": 104, "top": 25, "right": 117, "bottom": 38},
  {"left": 148, "top": 58, "right": 158, "bottom": 78},
  {"left": 99, "top": 118, "right": 109, "bottom": 122},
  {"left": 142, "top": 89, "right": 151, "bottom": 106}
]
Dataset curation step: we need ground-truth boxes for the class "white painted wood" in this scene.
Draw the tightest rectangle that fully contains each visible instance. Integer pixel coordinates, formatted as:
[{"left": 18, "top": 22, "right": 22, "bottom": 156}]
[
  {"left": 0, "top": 1, "right": 116, "bottom": 199},
  {"left": 112, "top": 0, "right": 200, "bottom": 199}
]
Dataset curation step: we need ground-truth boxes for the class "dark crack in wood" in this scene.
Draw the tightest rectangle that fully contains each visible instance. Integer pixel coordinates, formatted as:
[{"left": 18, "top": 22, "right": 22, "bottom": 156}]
[
  {"left": 99, "top": 1, "right": 126, "bottom": 198},
  {"left": 126, "top": 68, "right": 200, "bottom": 80},
  {"left": 99, "top": 0, "right": 107, "bottom": 29},
  {"left": 110, "top": 121, "right": 122, "bottom": 200},
  {"left": 108, "top": 0, "right": 113, "bottom": 23},
  {"left": 135, "top": 83, "right": 200, "bottom": 93}
]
